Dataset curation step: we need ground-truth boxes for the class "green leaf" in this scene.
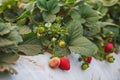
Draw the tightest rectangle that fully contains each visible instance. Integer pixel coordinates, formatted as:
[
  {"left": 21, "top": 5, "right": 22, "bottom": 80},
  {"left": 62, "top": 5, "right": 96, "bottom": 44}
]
[
  {"left": 0, "top": 18, "right": 4, "bottom": 22},
  {"left": 19, "top": 44, "right": 42, "bottom": 56},
  {"left": 22, "top": 32, "right": 36, "bottom": 41},
  {"left": 18, "top": 38, "right": 43, "bottom": 55},
  {"left": 50, "top": 6, "right": 60, "bottom": 14},
  {"left": 46, "top": 0, "right": 57, "bottom": 11},
  {"left": 99, "top": 7, "right": 108, "bottom": 17},
  {"left": 69, "top": 37, "right": 98, "bottom": 56},
  {"left": 83, "top": 25, "right": 101, "bottom": 37},
  {"left": 42, "top": 12, "right": 56, "bottom": 22},
  {"left": 54, "top": 45, "right": 70, "bottom": 56},
  {"left": 7, "top": 30, "right": 23, "bottom": 43},
  {"left": 0, "top": 23, "right": 10, "bottom": 35},
  {"left": 0, "top": 53, "right": 19, "bottom": 64},
  {"left": 0, "top": 23, "right": 23, "bottom": 47},
  {"left": 70, "top": 10, "right": 81, "bottom": 20},
  {"left": 67, "top": 20, "right": 97, "bottom": 56},
  {"left": 46, "top": 0, "right": 60, "bottom": 14},
  {"left": 3, "top": 9, "right": 17, "bottom": 22},
  {"left": 103, "top": 26, "right": 119, "bottom": 37},
  {"left": 101, "top": 0, "right": 118, "bottom": 6},
  {"left": 0, "top": 38, "right": 16, "bottom": 47},
  {"left": 78, "top": 4, "right": 99, "bottom": 25},
  {"left": 67, "top": 20, "right": 83, "bottom": 43},
  {"left": 68, "top": 0, "right": 76, "bottom": 3},
  {"left": 19, "top": 26, "right": 32, "bottom": 35},
  {"left": 17, "top": 10, "right": 30, "bottom": 20},
  {"left": 23, "top": 1, "right": 36, "bottom": 13},
  {"left": 97, "top": 22, "right": 119, "bottom": 28},
  {"left": 86, "top": 16, "right": 100, "bottom": 25},
  {"left": 37, "top": 0, "right": 47, "bottom": 11},
  {"left": 20, "top": 0, "right": 30, "bottom": 3}
]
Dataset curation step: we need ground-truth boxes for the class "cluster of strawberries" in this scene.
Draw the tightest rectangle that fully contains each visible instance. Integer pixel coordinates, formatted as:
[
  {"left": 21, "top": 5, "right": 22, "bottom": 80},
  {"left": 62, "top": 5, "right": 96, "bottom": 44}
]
[
  {"left": 49, "top": 56, "right": 92, "bottom": 70},
  {"left": 49, "top": 56, "right": 70, "bottom": 70},
  {"left": 48, "top": 42, "right": 114, "bottom": 70},
  {"left": 81, "top": 56, "right": 92, "bottom": 70},
  {"left": 104, "top": 43, "right": 115, "bottom": 63}
]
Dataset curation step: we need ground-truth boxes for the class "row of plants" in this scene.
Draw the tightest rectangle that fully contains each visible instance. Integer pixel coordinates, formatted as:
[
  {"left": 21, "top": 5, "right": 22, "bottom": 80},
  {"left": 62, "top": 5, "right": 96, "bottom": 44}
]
[{"left": 0, "top": 0, "right": 120, "bottom": 73}]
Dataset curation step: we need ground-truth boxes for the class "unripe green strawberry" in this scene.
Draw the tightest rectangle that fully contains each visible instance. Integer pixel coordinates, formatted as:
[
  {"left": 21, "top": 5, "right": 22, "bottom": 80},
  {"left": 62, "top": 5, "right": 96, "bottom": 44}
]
[
  {"left": 107, "top": 38, "right": 112, "bottom": 42},
  {"left": 60, "top": 29, "right": 67, "bottom": 34},
  {"left": 105, "top": 55, "right": 110, "bottom": 60},
  {"left": 52, "top": 28, "right": 58, "bottom": 33},
  {"left": 81, "top": 63, "right": 89, "bottom": 70},
  {"left": 51, "top": 37, "right": 57, "bottom": 43},
  {"left": 109, "top": 31, "right": 114, "bottom": 35},
  {"left": 7, "top": 5, "right": 12, "bottom": 9},
  {"left": 38, "top": 27, "right": 45, "bottom": 33},
  {"left": 59, "top": 40, "right": 66, "bottom": 47},
  {"left": 107, "top": 56, "right": 115, "bottom": 63},
  {"left": 37, "top": 33, "right": 42, "bottom": 38},
  {"left": 49, "top": 57, "right": 60, "bottom": 68}
]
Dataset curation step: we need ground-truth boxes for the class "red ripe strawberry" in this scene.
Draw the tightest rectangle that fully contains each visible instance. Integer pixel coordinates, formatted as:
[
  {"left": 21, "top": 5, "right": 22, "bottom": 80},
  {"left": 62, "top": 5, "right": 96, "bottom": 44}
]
[
  {"left": 59, "top": 56, "right": 70, "bottom": 70},
  {"left": 49, "top": 57, "right": 60, "bottom": 68},
  {"left": 104, "top": 43, "right": 114, "bottom": 53},
  {"left": 86, "top": 56, "right": 92, "bottom": 64}
]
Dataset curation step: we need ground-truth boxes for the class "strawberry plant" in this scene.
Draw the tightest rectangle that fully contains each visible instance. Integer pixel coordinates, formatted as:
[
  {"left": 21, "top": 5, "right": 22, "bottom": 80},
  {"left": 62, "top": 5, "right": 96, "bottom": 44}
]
[
  {"left": 0, "top": 23, "right": 22, "bottom": 74},
  {"left": 0, "top": 0, "right": 120, "bottom": 72}
]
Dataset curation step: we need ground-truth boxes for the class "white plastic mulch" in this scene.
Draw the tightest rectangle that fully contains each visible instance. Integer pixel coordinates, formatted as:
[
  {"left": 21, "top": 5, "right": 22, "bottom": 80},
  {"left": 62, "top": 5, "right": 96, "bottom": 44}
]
[{"left": 0, "top": 52, "right": 120, "bottom": 80}]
